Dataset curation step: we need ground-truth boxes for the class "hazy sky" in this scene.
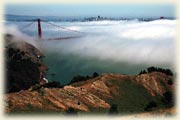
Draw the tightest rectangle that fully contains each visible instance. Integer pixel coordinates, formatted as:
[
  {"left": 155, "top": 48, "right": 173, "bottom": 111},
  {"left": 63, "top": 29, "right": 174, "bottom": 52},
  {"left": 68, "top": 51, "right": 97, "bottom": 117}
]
[{"left": 5, "top": 4, "right": 175, "bottom": 18}]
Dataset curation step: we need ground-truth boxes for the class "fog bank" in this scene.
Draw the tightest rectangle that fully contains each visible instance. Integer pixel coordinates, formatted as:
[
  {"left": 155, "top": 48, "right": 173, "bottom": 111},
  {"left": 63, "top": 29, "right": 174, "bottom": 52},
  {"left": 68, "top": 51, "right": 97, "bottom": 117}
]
[{"left": 5, "top": 19, "right": 176, "bottom": 84}]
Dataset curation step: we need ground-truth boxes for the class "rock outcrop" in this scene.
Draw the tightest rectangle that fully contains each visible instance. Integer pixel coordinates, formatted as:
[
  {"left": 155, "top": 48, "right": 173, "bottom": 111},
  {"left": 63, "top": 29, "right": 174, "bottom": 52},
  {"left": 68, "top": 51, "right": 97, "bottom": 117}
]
[{"left": 5, "top": 34, "right": 48, "bottom": 93}]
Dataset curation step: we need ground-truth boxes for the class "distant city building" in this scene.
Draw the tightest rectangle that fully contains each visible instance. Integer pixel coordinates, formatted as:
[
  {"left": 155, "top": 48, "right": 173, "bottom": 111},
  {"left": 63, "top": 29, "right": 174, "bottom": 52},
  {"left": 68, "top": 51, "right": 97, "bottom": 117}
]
[{"left": 160, "top": 16, "right": 164, "bottom": 19}]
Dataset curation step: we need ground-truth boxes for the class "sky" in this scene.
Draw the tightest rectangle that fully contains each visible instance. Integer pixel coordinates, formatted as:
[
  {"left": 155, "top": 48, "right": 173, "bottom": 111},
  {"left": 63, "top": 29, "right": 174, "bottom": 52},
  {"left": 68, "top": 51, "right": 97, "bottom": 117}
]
[{"left": 5, "top": 3, "right": 175, "bottom": 18}]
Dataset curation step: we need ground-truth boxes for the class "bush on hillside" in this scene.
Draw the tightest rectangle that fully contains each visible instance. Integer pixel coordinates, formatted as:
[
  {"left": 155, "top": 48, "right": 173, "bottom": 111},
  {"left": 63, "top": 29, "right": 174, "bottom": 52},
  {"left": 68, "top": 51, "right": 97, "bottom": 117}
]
[
  {"left": 93, "top": 72, "right": 99, "bottom": 78},
  {"left": 139, "top": 67, "right": 173, "bottom": 76},
  {"left": 109, "top": 104, "right": 118, "bottom": 114},
  {"left": 144, "top": 101, "right": 157, "bottom": 111},
  {"left": 162, "top": 91, "right": 174, "bottom": 107},
  {"left": 65, "top": 107, "right": 78, "bottom": 115},
  {"left": 167, "top": 79, "right": 173, "bottom": 85},
  {"left": 43, "top": 81, "right": 62, "bottom": 88},
  {"left": 70, "top": 72, "right": 99, "bottom": 84}
]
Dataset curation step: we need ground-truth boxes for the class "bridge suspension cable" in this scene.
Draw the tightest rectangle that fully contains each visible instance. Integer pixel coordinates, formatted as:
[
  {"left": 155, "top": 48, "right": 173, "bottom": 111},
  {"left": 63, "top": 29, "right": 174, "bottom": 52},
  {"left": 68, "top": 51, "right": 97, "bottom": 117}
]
[
  {"left": 20, "top": 21, "right": 35, "bottom": 31},
  {"left": 18, "top": 19, "right": 85, "bottom": 40},
  {"left": 41, "top": 20, "right": 84, "bottom": 34}
]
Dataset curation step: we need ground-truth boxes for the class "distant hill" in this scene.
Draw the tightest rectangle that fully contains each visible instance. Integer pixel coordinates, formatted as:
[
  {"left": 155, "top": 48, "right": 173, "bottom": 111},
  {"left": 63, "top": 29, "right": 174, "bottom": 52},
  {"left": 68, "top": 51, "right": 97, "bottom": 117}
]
[
  {"left": 5, "top": 14, "right": 175, "bottom": 22},
  {"left": 4, "top": 14, "right": 82, "bottom": 22},
  {"left": 5, "top": 14, "right": 39, "bottom": 21}
]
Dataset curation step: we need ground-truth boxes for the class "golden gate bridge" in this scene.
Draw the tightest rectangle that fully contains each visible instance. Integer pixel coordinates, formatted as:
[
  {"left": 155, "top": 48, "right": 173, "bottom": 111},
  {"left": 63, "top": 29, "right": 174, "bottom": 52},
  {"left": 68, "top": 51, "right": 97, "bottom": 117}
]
[{"left": 20, "top": 19, "right": 85, "bottom": 40}]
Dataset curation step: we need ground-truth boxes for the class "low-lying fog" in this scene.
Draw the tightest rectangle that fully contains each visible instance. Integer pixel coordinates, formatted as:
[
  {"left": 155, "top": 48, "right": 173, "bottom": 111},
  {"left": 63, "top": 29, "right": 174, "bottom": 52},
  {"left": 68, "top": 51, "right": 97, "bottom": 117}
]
[{"left": 5, "top": 19, "right": 176, "bottom": 84}]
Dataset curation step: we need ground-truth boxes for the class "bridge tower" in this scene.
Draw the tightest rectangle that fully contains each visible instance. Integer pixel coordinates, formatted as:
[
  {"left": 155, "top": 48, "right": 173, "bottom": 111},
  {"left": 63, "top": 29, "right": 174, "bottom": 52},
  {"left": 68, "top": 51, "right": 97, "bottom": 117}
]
[{"left": 37, "top": 19, "right": 42, "bottom": 39}]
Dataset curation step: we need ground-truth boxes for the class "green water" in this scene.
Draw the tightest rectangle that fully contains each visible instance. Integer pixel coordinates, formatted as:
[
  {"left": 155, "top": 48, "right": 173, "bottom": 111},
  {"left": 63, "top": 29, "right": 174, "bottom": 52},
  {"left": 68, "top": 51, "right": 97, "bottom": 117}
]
[{"left": 42, "top": 51, "right": 173, "bottom": 85}]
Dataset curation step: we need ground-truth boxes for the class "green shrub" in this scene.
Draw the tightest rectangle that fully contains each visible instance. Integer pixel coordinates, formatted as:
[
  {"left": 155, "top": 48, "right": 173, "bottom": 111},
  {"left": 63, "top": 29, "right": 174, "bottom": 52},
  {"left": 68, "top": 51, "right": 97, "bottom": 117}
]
[
  {"left": 109, "top": 104, "right": 118, "bottom": 114},
  {"left": 167, "top": 79, "right": 173, "bottom": 85},
  {"left": 43, "top": 81, "right": 62, "bottom": 88},
  {"left": 65, "top": 107, "right": 78, "bottom": 115},
  {"left": 162, "top": 91, "right": 174, "bottom": 107},
  {"left": 144, "top": 101, "right": 157, "bottom": 111}
]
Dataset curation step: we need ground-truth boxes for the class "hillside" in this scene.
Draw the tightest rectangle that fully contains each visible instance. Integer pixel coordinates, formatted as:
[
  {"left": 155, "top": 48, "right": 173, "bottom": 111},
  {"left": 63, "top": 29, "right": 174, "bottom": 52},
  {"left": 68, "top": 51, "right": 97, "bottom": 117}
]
[{"left": 5, "top": 72, "right": 175, "bottom": 115}]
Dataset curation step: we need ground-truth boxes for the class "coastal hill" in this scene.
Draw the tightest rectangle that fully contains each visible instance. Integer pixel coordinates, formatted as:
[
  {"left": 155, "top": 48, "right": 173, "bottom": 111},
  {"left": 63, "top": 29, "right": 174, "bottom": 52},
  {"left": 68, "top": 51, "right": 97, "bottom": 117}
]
[{"left": 5, "top": 72, "right": 175, "bottom": 115}]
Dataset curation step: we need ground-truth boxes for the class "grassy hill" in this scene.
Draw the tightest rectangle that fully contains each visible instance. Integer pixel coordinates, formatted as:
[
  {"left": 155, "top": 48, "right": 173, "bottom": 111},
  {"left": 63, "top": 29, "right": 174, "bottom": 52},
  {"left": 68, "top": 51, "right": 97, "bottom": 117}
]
[{"left": 5, "top": 72, "right": 175, "bottom": 116}]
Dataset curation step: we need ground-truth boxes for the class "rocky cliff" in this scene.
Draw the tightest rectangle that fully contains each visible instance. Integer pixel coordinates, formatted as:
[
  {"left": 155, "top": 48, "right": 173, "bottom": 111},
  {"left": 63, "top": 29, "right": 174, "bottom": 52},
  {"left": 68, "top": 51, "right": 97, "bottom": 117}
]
[{"left": 5, "top": 34, "right": 48, "bottom": 93}]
